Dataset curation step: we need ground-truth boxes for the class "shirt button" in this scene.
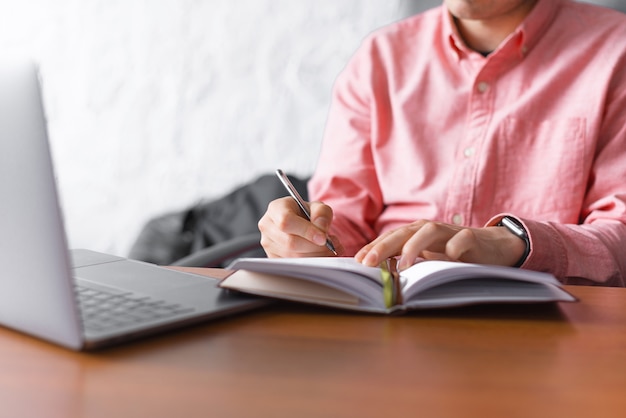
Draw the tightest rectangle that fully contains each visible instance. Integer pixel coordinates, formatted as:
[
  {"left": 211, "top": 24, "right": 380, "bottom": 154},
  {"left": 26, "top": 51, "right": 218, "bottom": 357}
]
[
  {"left": 463, "top": 147, "right": 475, "bottom": 158},
  {"left": 477, "top": 81, "right": 489, "bottom": 93},
  {"left": 452, "top": 214, "right": 463, "bottom": 225}
]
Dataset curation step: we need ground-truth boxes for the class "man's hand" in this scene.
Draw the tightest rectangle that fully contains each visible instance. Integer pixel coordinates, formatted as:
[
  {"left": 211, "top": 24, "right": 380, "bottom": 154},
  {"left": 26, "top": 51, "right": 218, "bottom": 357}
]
[
  {"left": 354, "top": 219, "right": 526, "bottom": 270},
  {"left": 258, "top": 197, "right": 343, "bottom": 258}
]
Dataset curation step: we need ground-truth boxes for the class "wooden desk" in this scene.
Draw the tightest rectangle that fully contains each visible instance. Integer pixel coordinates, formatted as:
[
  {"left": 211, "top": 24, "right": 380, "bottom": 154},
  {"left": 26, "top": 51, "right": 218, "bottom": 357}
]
[{"left": 1, "top": 269, "right": 625, "bottom": 418}]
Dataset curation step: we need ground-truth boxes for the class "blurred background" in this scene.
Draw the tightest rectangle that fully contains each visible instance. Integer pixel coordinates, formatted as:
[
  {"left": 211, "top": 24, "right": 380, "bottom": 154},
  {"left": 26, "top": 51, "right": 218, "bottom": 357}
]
[{"left": 0, "top": 0, "right": 621, "bottom": 257}]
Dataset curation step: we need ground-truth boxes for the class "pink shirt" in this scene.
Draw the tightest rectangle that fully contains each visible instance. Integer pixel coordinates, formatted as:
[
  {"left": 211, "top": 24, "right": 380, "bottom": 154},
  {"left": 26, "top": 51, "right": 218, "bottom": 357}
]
[{"left": 308, "top": 0, "right": 626, "bottom": 285}]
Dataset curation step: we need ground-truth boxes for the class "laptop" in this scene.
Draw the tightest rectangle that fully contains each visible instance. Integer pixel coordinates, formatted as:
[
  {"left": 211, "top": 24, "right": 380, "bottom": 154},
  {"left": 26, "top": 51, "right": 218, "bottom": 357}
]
[{"left": 0, "top": 59, "right": 267, "bottom": 350}]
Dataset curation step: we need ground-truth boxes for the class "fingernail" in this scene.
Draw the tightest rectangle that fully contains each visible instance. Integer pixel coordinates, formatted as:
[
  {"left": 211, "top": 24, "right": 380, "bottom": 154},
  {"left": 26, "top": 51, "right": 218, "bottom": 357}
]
[
  {"left": 397, "top": 256, "right": 409, "bottom": 271},
  {"left": 354, "top": 249, "right": 364, "bottom": 262},
  {"left": 362, "top": 251, "right": 378, "bottom": 266}
]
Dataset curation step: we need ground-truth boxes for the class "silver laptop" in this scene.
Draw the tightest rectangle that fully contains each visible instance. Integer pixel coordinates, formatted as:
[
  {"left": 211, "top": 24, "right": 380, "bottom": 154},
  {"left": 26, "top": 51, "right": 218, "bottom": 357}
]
[{"left": 0, "top": 59, "right": 267, "bottom": 350}]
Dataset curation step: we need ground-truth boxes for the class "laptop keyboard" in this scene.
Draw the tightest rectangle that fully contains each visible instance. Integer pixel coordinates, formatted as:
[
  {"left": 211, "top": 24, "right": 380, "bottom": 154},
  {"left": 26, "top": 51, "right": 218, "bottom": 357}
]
[{"left": 75, "top": 283, "right": 195, "bottom": 333}]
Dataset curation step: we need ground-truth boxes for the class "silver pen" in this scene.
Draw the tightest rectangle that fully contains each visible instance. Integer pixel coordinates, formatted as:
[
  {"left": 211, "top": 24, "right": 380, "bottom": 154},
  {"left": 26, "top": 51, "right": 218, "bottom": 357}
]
[{"left": 275, "top": 169, "right": 338, "bottom": 255}]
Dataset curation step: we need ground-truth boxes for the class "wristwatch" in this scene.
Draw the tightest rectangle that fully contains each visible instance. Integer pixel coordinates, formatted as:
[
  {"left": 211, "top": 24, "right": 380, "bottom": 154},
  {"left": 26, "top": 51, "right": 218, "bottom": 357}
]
[{"left": 497, "top": 216, "right": 530, "bottom": 268}]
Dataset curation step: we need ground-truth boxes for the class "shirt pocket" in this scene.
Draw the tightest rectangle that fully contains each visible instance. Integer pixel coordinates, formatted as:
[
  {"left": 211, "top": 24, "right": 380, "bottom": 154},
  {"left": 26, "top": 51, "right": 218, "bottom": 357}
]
[{"left": 492, "top": 117, "right": 587, "bottom": 221}]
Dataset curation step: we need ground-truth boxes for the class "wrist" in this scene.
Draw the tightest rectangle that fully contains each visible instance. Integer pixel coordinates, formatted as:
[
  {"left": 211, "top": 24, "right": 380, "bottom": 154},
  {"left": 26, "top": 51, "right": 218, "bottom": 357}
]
[{"left": 497, "top": 216, "right": 530, "bottom": 268}]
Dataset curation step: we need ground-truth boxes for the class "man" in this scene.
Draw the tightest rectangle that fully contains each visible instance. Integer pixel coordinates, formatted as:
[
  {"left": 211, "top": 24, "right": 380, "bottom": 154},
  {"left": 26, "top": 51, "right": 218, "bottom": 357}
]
[{"left": 258, "top": 0, "right": 626, "bottom": 286}]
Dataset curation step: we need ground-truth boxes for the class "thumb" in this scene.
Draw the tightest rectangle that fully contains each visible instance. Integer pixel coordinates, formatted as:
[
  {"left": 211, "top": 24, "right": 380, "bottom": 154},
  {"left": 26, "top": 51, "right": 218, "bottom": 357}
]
[{"left": 309, "top": 201, "right": 333, "bottom": 233}]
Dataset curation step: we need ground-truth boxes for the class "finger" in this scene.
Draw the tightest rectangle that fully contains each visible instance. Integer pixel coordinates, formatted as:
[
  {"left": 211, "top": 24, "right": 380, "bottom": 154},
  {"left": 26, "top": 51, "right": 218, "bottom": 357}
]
[
  {"left": 259, "top": 197, "right": 336, "bottom": 257},
  {"left": 354, "top": 230, "right": 389, "bottom": 263},
  {"left": 269, "top": 198, "right": 329, "bottom": 245},
  {"left": 397, "top": 222, "right": 460, "bottom": 270},
  {"left": 357, "top": 227, "right": 417, "bottom": 267},
  {"left": 258, "top": 230, "right": 281, "bottom": 258},
  {"left": 309, "top": 201, "right": 333, "bottom": 233},
  {"left": 260, "top": 224, "right": 334, "bottom": 257},
  {"left": 444, "top": 228, "right": 480, "bottom": 262}
]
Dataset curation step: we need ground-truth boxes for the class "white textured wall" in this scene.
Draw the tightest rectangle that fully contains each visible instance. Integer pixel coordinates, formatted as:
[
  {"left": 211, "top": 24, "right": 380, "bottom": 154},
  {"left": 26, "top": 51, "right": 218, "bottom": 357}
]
[{"left": 0, "top": 0, "right": 439, "bottom": 256}]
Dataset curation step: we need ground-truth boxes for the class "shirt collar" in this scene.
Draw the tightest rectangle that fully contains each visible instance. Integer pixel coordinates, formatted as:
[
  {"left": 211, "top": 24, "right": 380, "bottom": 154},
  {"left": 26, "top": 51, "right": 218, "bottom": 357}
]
[{"left": 443, "top": 0, "right": 562, "bottom": 60}]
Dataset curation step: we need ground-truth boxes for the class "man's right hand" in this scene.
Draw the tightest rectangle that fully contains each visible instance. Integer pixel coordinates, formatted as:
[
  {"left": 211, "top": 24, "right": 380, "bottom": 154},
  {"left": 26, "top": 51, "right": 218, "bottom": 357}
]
[{"left": 258, "top": 197, "right": 343, "bottom": 258}]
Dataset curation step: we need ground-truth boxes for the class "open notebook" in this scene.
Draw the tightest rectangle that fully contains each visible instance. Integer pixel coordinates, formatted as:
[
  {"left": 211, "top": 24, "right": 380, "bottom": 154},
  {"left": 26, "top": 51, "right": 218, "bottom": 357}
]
[
  {"left": 0, "top": 59, "right": 267, "bottom": 350},
  {"left": 224, "top": 257, "right": 576, "bottom": 313}
]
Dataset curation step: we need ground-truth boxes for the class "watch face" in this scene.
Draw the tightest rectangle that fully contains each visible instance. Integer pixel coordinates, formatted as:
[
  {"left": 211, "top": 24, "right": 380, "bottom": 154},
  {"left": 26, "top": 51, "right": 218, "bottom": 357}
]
[
  {"left": 498, "top": 217, "right": 530, "bottom": 267},
  {"left": 500, "top": 216, "right": 526, "bottom": 238}
]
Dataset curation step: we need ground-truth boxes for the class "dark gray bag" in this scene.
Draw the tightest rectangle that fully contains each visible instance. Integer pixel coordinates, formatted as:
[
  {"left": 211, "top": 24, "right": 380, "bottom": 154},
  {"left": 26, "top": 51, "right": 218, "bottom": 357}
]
[{"left": 128, "top": 173, "right": 309, "bottom": 267}]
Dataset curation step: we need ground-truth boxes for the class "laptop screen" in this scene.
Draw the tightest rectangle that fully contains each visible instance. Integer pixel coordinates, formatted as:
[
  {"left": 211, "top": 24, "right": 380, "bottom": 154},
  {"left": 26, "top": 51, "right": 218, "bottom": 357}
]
[{"left": 0, "top": 59, "right": 83, "bottom": 349}]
